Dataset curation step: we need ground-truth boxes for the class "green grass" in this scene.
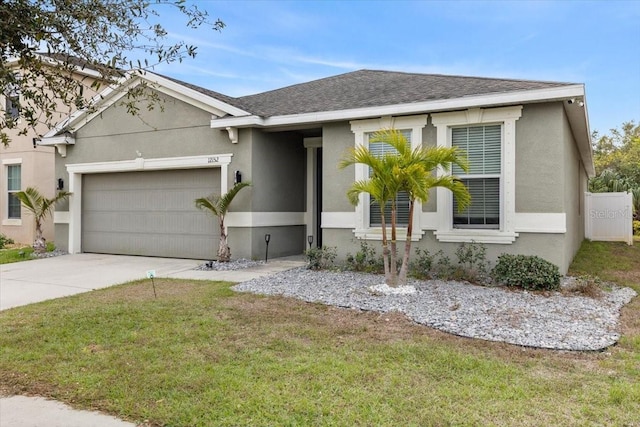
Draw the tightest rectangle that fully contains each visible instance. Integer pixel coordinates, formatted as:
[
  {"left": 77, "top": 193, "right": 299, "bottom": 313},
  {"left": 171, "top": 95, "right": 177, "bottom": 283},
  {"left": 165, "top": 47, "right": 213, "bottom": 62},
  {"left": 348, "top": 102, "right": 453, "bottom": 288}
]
[
  {"left": 1, "top": 253, "right": 639, "bottom": 427},
  {"left": 0, "top": 242, "right": 56, "bottom": 264},
  {"left": 0, "top": 246, "right": 35, "bottom": 264}
]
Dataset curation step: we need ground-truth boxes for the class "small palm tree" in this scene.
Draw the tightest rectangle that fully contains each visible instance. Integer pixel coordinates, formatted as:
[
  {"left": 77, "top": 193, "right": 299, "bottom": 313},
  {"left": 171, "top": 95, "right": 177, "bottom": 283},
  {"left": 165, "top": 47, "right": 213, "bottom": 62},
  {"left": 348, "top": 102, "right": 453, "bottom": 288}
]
[
  {"left": 195, "top": 182, "right": 250, "bottom": 262},
  {"left": 340, "top": 129, "right": 471, "bottom": 287},
  {"left": 15, "top": 187, "right": 72, "bottom": 253},
  {"left": 339, "top": 142, "right": 402, "bottom": 286}
]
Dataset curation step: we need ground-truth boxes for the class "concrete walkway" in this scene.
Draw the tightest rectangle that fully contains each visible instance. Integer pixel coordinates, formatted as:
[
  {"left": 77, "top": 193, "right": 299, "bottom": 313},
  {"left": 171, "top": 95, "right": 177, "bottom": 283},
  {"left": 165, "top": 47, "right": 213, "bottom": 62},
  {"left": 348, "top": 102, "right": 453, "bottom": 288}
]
[{"left": 0, "top": 253, "right": 305, "bottom": 427}]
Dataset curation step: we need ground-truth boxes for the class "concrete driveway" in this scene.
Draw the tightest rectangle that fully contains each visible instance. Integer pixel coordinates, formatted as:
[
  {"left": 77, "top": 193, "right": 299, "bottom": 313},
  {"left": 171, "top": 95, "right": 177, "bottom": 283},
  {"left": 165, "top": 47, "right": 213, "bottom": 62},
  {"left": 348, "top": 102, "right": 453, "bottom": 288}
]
[
  {"left": 0, "top": 253, "right": 201, "bottom": 311},
  {"left": 0, "top": 253, "right": 305, "bottom": 311}
]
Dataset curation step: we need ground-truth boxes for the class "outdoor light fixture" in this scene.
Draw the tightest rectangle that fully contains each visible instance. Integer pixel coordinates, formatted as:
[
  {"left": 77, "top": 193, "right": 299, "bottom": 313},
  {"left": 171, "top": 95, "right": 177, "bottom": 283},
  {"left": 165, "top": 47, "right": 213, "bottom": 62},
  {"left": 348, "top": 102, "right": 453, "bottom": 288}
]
[
  {"left": 264, "top": 234, "right": 271, "bottom": 262},
  {"left": 234, "top": 170, "right": 242, "bottom": 184},
  {"left": 307, "top": 235, "right": 313, "bottom": 249},
  {"left": 57, "top": 178, "right": 64, "bottom": 190}
]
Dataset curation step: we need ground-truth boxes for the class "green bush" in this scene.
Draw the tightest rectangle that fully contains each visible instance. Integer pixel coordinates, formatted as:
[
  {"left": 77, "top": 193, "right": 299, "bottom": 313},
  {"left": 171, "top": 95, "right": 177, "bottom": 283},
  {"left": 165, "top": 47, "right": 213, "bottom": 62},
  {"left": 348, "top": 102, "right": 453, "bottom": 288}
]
[
  {"left": 410, "top": 248, "right": 435, "bottom": 279},
  {"left": 454, "top": 241, "right": 490, "bottom": 283},
  {"left": 306, "top": 246, "right": 337, "bottom": 270},
  {"left": 345, "top": 241, "right": 384, "bottom": 273},
  {"left": 0, "top": 234, "right": 15, "bottom": 249},
  {"left": 491, "top": 254, "right": 561, "bottom": 291},
  {"left": 633, "top": 220, "right": 640, "bottom": 236}
]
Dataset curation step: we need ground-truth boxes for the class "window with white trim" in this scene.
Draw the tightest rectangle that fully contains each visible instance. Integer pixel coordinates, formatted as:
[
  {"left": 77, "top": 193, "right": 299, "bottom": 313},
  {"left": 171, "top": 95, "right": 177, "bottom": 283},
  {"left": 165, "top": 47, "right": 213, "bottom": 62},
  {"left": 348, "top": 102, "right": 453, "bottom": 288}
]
[
  {"left": 349, "top": 115, "right": 428, "bottom": 241},
  {"left": 451, "top": 125, "right": 501, "bottom": 229},
  {"left": 7, "top": 164, "right": 21, "bottom": 219},
  {"left": 367, "top": 130, "right": 410, "bottom": 227},
  {"left": 431, "top": 106, "right": 522, "bottom": 244}
]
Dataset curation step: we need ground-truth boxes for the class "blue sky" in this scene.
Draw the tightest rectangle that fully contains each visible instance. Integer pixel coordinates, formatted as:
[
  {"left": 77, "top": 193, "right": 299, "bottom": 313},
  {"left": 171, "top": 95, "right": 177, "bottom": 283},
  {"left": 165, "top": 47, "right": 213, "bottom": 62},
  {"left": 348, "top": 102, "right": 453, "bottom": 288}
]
[{"left": 154, "top": 0, "right": 640, "bottom": 136}]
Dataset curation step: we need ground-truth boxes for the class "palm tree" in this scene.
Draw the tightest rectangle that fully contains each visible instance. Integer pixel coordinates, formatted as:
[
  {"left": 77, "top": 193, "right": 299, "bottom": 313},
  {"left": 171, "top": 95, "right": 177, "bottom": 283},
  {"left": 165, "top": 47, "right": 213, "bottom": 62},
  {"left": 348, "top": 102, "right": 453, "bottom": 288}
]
[
  {"left": 15, "top": 187, "right": 72, "bottom": 253},
  {"left": 340, "top": 142, "right": 404, "bottom": 285},
  {"left": 195, "top": 182, "right": 251, "bottom": 262},
  {"left": 340, "top": 129, "right": 471, "bottom": 287}
]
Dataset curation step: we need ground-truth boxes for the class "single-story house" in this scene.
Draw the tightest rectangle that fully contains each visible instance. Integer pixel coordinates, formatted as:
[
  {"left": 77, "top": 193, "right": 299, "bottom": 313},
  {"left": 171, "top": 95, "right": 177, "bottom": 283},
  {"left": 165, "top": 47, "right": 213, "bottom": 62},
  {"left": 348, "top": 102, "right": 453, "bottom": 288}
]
[{"left": 42, "top": 69, "right": 593, "bottom": 273}]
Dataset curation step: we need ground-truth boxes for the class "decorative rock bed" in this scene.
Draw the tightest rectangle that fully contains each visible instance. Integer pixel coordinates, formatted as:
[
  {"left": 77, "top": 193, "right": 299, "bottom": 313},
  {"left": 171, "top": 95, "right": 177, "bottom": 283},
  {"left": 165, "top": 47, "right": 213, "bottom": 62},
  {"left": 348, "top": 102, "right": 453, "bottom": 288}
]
[
  {"left": 194, "top": 258, "right": 265, "bottom": 271},
  {"left": 233, "top": 268, "right": 637, "bottom": 351}
]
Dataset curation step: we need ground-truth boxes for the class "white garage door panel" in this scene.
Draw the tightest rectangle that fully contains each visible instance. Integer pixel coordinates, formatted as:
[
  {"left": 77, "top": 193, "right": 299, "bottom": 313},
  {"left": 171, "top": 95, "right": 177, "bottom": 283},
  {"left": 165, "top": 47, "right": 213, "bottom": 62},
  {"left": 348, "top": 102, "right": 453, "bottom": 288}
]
[{"left": 82, "top": 169, "right": 220, "bottom": 259}]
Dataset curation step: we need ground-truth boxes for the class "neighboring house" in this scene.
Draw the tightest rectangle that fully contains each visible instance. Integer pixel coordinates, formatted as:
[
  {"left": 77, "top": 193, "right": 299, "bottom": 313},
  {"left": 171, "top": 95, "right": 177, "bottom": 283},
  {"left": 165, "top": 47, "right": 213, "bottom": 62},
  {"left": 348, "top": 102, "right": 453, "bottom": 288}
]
[
  {"left": 42, "top": 69, "right": 593, "bottom": 273},
  {"left": 1, "top": 54, "right": 101, "bottom": 245}
]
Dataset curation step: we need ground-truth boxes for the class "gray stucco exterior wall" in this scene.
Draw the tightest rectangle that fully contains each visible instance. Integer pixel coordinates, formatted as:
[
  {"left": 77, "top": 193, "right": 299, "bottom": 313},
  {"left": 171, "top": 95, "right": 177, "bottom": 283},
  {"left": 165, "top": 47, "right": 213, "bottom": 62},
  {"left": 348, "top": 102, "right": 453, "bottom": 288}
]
[
  {"left": 54, "top": 90, "right": 254, "bottom": 258},
  {"left": 562, "top": 111, "right": 587, "bottom": 273},
  {"left": 319, "top": 102, "right": 585, "bottom": 274},
  {"left": 515, "top": 103, "right": 565, "bottom": 213},
  {"left": 322, "top": 122, "right": 356, "bottom": 212}
]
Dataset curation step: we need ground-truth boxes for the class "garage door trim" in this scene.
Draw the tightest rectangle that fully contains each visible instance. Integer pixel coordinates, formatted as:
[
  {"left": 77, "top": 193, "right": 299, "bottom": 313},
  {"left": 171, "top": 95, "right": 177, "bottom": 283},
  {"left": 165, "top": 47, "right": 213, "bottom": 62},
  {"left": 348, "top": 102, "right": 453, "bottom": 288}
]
[{"left": 64, "top": 153, "right": 233, "bottom": 254}]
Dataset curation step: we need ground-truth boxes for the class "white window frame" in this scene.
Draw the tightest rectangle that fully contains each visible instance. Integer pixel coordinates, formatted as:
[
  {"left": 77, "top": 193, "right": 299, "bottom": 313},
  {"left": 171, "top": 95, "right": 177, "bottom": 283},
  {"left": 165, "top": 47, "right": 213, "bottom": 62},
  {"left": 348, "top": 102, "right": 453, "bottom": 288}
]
[
  {"left": 2, "top": 158, "right": 22, "bottom": 225},
  {"left": 431, "top": 106, "right": 522, "bottom": 244},
  {"left": 350, "top": 115, "right": 427, "bottom": 241}
]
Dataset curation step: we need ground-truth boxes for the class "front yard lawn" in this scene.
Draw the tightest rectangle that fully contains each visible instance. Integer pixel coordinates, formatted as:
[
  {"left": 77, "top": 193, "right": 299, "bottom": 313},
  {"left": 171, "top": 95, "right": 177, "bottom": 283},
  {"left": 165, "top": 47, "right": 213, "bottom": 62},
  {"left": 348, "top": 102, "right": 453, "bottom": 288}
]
[
  {"left": 0, "top": 239, "right": 638, "bottom": 426},
  {"left": 0, "top": 246, "right": 34, "bottom": 264}
]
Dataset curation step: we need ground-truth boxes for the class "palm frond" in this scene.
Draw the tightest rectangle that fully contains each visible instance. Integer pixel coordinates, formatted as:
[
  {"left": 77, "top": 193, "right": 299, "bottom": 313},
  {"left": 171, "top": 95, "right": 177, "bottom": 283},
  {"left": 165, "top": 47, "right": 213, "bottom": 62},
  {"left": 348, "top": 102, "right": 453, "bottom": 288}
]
[
  {"left": 219, "top": 182, "right": 251, "bottom": 214},
  {"left": 195, "top": 182, "right": 251, "bottom": 218},
  {"left": 194, "top": 195, "right": 221, "bottom": 217},
  {"left": 14, "top": 187, "right": 72, "bottom": 222}
]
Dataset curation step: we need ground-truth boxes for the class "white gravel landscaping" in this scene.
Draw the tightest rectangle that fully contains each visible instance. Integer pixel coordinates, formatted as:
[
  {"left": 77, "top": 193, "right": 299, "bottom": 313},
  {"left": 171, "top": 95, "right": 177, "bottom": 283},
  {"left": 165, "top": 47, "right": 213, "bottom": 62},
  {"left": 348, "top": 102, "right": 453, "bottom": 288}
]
[{"left": 233, "top": 267, "right": 637, "bottom": 351}]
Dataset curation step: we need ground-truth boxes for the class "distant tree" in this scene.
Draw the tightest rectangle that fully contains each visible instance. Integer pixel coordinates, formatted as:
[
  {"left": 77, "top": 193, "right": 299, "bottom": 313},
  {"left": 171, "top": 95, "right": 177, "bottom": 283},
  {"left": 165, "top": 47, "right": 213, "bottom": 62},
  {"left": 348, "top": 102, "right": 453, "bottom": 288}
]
[
  {"left": 1, "top": 0, "right": 224, "bottom": 146},
  {"left": 592, "top": 121, "right": 640, "bottom": 185},
  {"left": 195, "top": 182, "right": 251, "bottom": 262},
  {"left": 14, "top": 187, "right": 71, "bottom": 252},
  {"left": 591, "top": 121, "right": 640, "bottom": 219}
]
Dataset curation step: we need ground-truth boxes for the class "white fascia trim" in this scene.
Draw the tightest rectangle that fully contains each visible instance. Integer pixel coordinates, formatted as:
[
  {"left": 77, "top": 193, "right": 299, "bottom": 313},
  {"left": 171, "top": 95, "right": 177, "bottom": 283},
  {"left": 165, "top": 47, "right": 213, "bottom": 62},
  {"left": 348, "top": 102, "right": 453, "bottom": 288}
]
[
  {"left": 67, "top": 153, "right": 233, "bottom": 174},
  {"left": 211, "top": 115, "right": 264, "bottom": 128},
  {"left": 140, "top": 72, "right": 250, "bottom": 117},
  {"left": 225, "top": 212, "right": 306, "bottom": 227},
  {"left": 210, "top": 85, "right": 585, "bottom": 129},
  {"left": 7, "top": 54, "right": 104, "bottom": 79},
  {"left": 38, "top": 135, "right": 75, "bottom": 146},
  {"left": 514, "top": 213, "right": 566, "bottom": 233},
  {"left": 45, "top": 71, "right": 250, "bottom": 138},
  {"left": 43, "top": 76, "right": 132, "bottom": 137}
]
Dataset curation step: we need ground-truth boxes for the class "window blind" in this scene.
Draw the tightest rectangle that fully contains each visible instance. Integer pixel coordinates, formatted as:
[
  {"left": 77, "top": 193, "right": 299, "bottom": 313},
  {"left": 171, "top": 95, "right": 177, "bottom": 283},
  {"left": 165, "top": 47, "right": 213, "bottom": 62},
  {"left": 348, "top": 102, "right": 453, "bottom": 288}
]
[
  {"left": 451, "top": 125, "right": 501, "bottom": 229},
  {"left": 368, "top": 130, "right": 411, "bottom": 227}
]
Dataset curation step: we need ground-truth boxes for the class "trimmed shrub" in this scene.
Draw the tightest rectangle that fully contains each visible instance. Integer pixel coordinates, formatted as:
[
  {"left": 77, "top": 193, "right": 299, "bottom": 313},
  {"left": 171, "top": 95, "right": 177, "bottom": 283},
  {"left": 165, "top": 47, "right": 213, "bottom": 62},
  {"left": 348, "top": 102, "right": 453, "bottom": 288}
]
[
  {"left": 410, "top": 248, "right": 435, "bottom": 279},
  {"left": 454, "top": 241, "right": 490, "bottom": 284},
  {"left": 633, "top": 220, "right": 640, "bottom": 236},
  {"left": 306, "top": 246, "right": 337, "bottom": 270},
  {"left": 491, "top": 254, "right": 561, "bottom": 291},
  {"left": 345, "top": 241, "right": 384, "bottom": 273},
  {"left": 0, "top": 234, "right": 14, "bottom": 249}
]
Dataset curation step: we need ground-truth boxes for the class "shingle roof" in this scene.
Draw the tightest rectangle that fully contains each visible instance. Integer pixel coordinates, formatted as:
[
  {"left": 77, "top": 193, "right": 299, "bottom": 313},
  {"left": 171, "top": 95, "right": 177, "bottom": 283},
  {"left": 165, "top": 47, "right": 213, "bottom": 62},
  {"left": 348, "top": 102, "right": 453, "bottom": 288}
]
[
  {"left": 158, "top": 73, "right": 248, "bottom": 110},
  {"left": 164, "top": 69, "right": 576, "bottom": 118}
]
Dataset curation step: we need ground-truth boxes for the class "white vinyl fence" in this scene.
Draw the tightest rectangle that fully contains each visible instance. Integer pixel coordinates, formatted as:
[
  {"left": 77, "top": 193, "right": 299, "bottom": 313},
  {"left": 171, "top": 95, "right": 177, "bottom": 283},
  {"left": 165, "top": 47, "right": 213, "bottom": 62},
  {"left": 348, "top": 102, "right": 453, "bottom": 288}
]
[{"left": 585, "top": 192, "right": 634, "bottom": 245}]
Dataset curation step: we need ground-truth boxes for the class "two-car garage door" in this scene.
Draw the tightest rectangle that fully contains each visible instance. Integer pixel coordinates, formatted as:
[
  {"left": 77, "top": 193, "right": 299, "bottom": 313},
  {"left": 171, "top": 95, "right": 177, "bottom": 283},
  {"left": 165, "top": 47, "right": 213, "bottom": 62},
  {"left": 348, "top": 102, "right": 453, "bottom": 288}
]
[{"left": 82, "top": 169, "right": 220, "bottom": 259}]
